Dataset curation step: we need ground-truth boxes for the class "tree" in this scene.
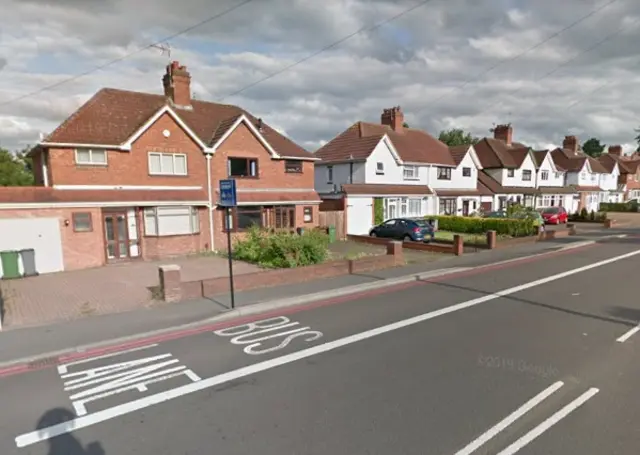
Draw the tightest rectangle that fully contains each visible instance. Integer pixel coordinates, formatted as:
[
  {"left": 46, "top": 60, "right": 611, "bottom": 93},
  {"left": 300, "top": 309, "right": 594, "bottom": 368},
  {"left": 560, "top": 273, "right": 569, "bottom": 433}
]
[
  {"left": 0, "top": 147, "right": 35, "bottom": 186},
  {"left": 581, "top": 137, "right": 606, "bottom": 157},
  {"left": 402, "top": 122, "right": 410, "bottom": 128},
  {"left": 634, "top": 127, "right": 640, "bottom": 152},
  {"left": 438, "top": 128, "right": 479, "bottom": 147}
]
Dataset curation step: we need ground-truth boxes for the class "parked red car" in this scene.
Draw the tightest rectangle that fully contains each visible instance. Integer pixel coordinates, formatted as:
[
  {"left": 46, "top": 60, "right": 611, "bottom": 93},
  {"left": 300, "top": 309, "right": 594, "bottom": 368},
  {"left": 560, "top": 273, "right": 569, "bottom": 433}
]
[{"left": 539, "top": 206, "right": 568, "bottom": 224}]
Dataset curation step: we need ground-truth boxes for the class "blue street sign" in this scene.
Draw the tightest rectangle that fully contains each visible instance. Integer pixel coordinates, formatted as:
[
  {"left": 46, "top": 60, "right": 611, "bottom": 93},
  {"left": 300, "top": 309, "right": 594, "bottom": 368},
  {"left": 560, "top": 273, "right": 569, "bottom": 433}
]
[{"left": 219, "top": 179, "right": 237, "bottom": 207}]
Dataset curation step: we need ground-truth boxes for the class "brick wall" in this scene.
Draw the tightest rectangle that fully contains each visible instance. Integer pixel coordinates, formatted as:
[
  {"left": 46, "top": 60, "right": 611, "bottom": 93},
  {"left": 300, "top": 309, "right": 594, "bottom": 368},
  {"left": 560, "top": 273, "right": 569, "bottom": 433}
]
[
  {"left": 158, "top": 240, "right": 405, "bottom": 301},
  {"left": 46, "top": 113, "right": 207, "bottom": 187},
  {"left": 347, "top": 234, "right": 456, "bottom": 254}
]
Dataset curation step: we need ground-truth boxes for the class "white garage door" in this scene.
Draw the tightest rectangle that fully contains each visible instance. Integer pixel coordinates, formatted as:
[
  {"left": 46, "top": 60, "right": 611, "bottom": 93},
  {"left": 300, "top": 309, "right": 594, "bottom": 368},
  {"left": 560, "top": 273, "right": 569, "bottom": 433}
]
[
  {"left": 0, "top": 218, "right": 64, "bottom": 277},
  {"left": 346, "top": 196, "right": 374, "bottom": 235}
]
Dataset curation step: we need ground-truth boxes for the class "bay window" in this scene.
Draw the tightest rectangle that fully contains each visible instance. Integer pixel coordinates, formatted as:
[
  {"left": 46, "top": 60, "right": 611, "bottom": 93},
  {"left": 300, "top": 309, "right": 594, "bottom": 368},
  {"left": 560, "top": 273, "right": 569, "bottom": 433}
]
[{"left": 144, "top": 206, "right": 199, "bottom": 236}]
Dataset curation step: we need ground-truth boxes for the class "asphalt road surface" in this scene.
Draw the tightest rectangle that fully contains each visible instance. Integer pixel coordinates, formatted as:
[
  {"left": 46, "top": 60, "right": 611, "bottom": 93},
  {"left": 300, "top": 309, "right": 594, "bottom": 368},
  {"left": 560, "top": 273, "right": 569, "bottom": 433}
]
[{"left": 3, "top": 236, "right": 640, "bottom": 455}]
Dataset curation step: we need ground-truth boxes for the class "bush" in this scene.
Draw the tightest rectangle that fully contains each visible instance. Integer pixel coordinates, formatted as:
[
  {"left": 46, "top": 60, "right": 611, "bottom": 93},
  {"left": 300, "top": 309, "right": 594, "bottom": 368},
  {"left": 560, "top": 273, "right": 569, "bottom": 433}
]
[
  {"left": 600, "top": 201, "right": 638, "bottom": 212},
  {"left": 232, "top": 226, "right": 330, "bottom": 268},
  {"left": 569, "top": 210, "right": 607, "bottom": 222},
  {"left": 430, "top": 215, "right": 537, "bottom": 237},
  {"left": 373, "top": 198, "right": 384, "bottom": 225}
]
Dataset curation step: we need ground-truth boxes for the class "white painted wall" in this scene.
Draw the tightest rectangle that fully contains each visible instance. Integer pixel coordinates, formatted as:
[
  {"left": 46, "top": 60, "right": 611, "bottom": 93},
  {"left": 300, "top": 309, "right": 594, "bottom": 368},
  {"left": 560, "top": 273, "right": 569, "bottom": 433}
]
[
  {"left": 599, "top": 163, "right": 619, "bottom": 191},
  {"left": 364, "top": 139, "right": 429, "bottom": 185},
  {"left": 536, "top": 153, "right": 565, "bottom": 187},
  {"left": 0, "top": 218, "right": 64, "bottom": 277},
  {"left": 429, "top": 150, "right": 478, "bottom": 190},
  {"left": 488, "top": 154, "right": 537, "bottom": 187}
]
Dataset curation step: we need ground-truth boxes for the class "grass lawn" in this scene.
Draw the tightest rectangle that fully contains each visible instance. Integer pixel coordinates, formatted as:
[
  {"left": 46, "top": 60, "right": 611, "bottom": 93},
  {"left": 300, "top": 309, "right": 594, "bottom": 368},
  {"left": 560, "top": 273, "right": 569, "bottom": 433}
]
[{"left": 434, "top": 231, "right": 488, "bottom": 244}]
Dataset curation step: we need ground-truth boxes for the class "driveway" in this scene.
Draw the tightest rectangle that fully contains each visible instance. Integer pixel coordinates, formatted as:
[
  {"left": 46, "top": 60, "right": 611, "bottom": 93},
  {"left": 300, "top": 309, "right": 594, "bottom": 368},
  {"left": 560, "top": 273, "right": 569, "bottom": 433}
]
[{"left": 0, "top": 255, "right": 260, "bottom": 329}]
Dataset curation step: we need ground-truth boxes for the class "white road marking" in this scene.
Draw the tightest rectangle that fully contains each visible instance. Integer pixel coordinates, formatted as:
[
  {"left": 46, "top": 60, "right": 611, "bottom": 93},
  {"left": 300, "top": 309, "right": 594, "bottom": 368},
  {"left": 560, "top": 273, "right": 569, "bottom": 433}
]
[
  {"left": 454, "top": 381, "right": 564, "bottom": 455},
  {"left": 616, "top": 326, "right": 640, "bottom": 343},
  {"left": 16, "top": 248, "right": 640, "bottom": 448},
  {"left": 57, "top": 344, "right": 159, "bottom": 374},
  {"left": 496, "top": 388, "right": 600, "bottom": 455},
  {"left": 215, "top": 316, "right": 324, "bottom": 355}
]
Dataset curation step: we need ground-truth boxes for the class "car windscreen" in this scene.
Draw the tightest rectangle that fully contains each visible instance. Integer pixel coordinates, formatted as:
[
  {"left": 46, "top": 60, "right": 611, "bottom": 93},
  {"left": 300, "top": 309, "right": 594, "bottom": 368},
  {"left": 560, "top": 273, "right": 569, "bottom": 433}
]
[
  {"left": 412, "top": 220, "right": 429, "bottom": 227},
  {"left": 542, "top": 207, "right": 560, "bottom": 214}
]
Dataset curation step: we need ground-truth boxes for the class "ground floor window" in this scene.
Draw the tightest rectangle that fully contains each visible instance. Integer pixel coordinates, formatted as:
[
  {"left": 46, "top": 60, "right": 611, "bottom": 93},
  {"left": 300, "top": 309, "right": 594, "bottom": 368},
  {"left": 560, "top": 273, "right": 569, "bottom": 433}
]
[
  {"left": 223, "top": 205, "right": 296, "bottom": 232},
  {"left": 383, "top": 197, "right": 425, "bottom": 219},
  {"left": 439, "top": 198, "right": 456, "bottom": 215},
  {"left": 144, "top": 206, "right": 199, "bottom": 236}
]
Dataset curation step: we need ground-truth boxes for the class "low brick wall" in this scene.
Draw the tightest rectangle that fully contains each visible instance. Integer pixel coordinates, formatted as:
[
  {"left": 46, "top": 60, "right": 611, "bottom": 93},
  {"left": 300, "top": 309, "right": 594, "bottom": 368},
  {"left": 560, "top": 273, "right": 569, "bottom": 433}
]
[
  {"left": 489, "top": 226, "right": 575, "bottom": 249},
  {"left": 347, "top": 234, "right": 457, "bottom": 254},
  {"left": 158, "top": 240, "right": 405, "bottom": 302}
]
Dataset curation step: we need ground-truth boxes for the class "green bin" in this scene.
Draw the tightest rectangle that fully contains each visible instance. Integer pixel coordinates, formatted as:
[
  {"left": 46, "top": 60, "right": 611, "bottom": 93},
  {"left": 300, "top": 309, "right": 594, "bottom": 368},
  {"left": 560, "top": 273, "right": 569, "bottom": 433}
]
[
  {"left": 328, "top": 225, "right": 336, "bottom": 243},
  {"left": 0, "top": 250, "right": 21, "bottom": 279}
]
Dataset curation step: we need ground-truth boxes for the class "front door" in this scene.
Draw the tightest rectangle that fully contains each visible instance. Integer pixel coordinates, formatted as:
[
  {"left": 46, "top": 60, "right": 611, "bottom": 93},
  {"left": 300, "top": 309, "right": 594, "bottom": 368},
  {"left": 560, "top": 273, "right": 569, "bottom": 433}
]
[
  {"left": 462, "top": 200, "right": 470, "bottom": 216},
  {"left": 104, "top": 212, "right": 130, "bottom": 260}
]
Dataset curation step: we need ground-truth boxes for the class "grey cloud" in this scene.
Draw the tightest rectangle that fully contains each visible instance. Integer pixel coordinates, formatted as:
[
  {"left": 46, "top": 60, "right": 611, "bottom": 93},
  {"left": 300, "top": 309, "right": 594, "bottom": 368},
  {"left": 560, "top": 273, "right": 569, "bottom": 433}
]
[{"left": 0, "top": 58, "right": 6, "bottom": 71}]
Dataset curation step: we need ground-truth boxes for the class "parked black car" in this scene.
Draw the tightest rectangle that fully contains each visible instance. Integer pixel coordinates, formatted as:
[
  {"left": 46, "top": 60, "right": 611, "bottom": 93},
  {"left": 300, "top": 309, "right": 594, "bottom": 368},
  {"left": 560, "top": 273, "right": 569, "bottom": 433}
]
[{"left": 369, "top": 218, "right": 435, "bottom": 242}]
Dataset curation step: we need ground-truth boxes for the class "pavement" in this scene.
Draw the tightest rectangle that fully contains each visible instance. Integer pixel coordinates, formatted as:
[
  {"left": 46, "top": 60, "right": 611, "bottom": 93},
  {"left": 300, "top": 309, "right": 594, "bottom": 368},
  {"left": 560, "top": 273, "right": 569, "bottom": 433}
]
[{"left": 1, "top": 230, "right": 640, "bottom": 454}]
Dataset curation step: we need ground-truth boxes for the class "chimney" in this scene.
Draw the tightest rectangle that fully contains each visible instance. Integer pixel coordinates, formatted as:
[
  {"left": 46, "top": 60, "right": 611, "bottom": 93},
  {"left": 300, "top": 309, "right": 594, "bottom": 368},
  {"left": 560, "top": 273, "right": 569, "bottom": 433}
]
[
  {"left": 381, "top": 106, "right": 404, "bottom": 132},
  {"left": 608, "top": 145, "right": 622, "bottom": 156},
  {"left": 563, "top": 135, "right": 578, "bottom": 155},
  {"left": 493, "top": 124, "right": 512, "bottom": 145},
  {"left": 162, "top": 61, "right": 192, "bottom": 108}
]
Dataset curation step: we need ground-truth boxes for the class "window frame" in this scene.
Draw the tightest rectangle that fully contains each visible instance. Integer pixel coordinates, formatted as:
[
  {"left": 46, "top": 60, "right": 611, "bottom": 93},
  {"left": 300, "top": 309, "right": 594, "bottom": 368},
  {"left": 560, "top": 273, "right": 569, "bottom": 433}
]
[
  {"left": 72, "top": 212, "right": 93, "bottom": 232},
  {"left": 147, "top": 152, "right": 188, "bottom": 176},
  {"left": 223, "top": 205, "right": 297, "bottom": 232},
  {"left": 285, "top": 160, "right": 303, "bottom": 174},
  {"left": 228, "top": 157, "right": 259, "bottom": 178},
  {"left": 327, "top": 165, "right": 334, "bottom": 183},
  {"left": 403, "top": 165, "right": 419, "bottom": 180},
  {"left": 522, "top": 169, "right": 532, "bottom": 181},
  {"left": 376, "top": 162, "right": 385, "bottom": 175},
  {"left": 74, "top": 148, "right": 107, "bottom": 166},
  {"left": 462, "top": 167, "right": 472, "bottom": 177},
  {"left": 144, "top": 206, "right": 199, "bottom": 236},
  {"left": 439, "top": 198, "right": 457, "bottom": 215},
  {"left": 540, "top": 170, "right": 549, "bottom": 181},
  {"left": 437, "top": 167, "right": 452, "bottom": 180},
  {"left": 507, "top": 169, "right": 515, "bottom": 178},
  {"left": 303, "top": 206, "right": 313, "bottom": 223}
]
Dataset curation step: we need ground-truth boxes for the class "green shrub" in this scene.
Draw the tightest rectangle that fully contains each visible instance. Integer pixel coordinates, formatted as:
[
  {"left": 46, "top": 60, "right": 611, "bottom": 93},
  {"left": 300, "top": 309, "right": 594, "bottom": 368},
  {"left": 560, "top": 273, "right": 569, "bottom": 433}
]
[
  {"left": 232, "top": 226, "right": 330, "bottom": 268},
  {"left": 430, "top": 215, "right": 536, "bottom": 237},
  {"left": 373, "top": 198, "right": 384, "bottom": 225},
  {"left": 600, "top": 202, "right": 638, "bottom": 212}
]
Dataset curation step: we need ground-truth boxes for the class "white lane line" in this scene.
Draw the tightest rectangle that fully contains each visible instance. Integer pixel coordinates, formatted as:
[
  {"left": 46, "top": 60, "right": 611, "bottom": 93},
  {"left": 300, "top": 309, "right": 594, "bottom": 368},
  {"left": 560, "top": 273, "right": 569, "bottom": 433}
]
[
  {"left": 496, "top": 387, "right": 600, "bottom": 455},
  {"left": 16, "top": 248, "right": 640, "bottom": 448},
  {"left": 57, "top": 344, "right": 159, "bottom": 374},
  {"left": 616, "top": 326, "right": 640, "bottom": 343},
  {"left": 454, "top": 381, "right": 564, "bottom": 455}
]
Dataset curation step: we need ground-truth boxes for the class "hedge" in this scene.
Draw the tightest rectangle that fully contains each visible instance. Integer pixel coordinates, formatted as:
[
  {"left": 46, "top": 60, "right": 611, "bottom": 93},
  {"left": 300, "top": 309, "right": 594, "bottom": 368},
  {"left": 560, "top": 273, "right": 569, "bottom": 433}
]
[
  {"left": 429, "top": 215, "right": 537, "bottom": 237},
  {"left": 599, "top": 202, "right": 638, "bottom": 213}
]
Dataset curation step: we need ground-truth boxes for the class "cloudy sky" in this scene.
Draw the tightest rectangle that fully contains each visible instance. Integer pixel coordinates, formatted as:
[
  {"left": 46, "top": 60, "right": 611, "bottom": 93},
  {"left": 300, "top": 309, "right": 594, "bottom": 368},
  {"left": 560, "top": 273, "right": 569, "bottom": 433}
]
[{"left": 1, "top": 0, "right": 639, "bottom": 154}]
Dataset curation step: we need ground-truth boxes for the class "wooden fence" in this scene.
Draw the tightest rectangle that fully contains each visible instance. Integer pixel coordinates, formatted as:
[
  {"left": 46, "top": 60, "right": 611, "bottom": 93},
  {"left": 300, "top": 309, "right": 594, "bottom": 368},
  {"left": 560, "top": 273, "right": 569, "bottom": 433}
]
[{"left": 319, "top": 210, "right": 345, "bottom": 240}]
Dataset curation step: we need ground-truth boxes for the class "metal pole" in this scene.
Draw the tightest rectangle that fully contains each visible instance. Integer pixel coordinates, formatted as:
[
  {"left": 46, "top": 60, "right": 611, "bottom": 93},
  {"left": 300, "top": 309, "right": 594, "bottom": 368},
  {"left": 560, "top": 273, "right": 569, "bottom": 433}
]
[{"left": 226, "top": 207, "right": 235, "bottom": 309}]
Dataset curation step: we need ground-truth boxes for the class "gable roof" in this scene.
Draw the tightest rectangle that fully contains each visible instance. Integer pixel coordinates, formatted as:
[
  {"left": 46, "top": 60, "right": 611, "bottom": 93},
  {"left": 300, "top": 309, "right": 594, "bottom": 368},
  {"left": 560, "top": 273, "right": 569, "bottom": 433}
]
[
  {"left": 448, "top": 145, "right": 470, "bottom": 166},
  {"left": 40, "top": 88, "right": 313, "bottom": 159},
  {"left": 599, "top": 153, "right": 640, "bottom": 174},
  {"left": 551, "top": 147, "right": 608, "bottom": 173},
  {"left": 532, "top": 149, "right": 565, "bottom": 172},
  {"left": 477, "top": 171, "right": 538, "bottom": 194},
  {"left": 473, "top": 137, "right": 531, "bottom": 169},
  {"left": 314, "top": 121, "right": 455, "bottom": 166}
]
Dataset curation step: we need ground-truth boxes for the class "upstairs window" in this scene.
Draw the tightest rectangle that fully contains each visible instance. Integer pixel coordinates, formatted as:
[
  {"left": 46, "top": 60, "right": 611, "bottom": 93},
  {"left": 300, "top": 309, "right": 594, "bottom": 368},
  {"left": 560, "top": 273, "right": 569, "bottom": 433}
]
[
  {"left": 437, "top": 167, "right": 451, "bottom": 180},
  {"left": 285, "top": 160, "right": 303, "bottom": 173},
  {"left": 462, "top": 167, "right": 471, "bottom": 177},
  {"left": 376, "top": 162, "right": 384, "bottom": 175},
  {"left": 148, "top": 152, "right": 187, "bottom": 176},
  {"left": 75, "top": 148, "right": 107, "bottom": 166},
  {"left": 507, "top": 169, "right": 515, "bottom": 177},
  {"left": 327, "top": 165, "right": 334, "bottom": 183},
  {"left": 540, "top": 170, "right": 549, "bottom": 181},
  {"left": 403, "top": 165, "right": 419, "bottom": 180},
  {"left": 228, "top": 157, "right": 258, "bottom": 178},
  {"left": 522, "top": 170, "right": 532, "bottom": 181}
]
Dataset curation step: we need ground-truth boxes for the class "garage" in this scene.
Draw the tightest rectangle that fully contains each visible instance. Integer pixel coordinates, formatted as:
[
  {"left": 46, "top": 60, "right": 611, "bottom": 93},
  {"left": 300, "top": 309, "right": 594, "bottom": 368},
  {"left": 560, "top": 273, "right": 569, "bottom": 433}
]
[
  {"left": 346, "top": 196, "right": 374, "bottom": 235},
  {"left": 0, "top": 218, "right": 64, "bottom": 278}
]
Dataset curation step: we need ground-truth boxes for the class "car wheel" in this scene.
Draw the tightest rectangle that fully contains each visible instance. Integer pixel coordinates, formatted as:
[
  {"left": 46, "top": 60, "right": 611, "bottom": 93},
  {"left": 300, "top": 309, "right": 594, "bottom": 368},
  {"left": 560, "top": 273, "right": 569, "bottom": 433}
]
[
  {"left": 403, "top": 235, "right": 412, "bottom": 242},
  {"left": 370, "top": 232, "right": 377, "bottom": 237}
]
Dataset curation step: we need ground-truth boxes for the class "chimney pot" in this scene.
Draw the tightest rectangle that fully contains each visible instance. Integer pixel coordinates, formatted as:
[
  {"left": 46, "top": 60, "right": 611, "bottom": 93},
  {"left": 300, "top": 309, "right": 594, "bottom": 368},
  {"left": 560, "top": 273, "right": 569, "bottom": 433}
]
[
  {"left": 163, "top": 61, "right": 192, "bottom": 108},
  {"left": 381, "top": 106, "right": 404, "bottom": 132},
  {"left": 493, "top": 124, "right": 513, "bottom": 145}
]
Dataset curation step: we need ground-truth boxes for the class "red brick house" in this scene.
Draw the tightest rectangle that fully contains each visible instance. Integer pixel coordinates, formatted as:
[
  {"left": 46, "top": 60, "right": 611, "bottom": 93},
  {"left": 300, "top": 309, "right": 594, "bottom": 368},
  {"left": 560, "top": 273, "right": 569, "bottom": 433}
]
[{"left": 0, "top": 61, "right": 320, "bottom": 276}]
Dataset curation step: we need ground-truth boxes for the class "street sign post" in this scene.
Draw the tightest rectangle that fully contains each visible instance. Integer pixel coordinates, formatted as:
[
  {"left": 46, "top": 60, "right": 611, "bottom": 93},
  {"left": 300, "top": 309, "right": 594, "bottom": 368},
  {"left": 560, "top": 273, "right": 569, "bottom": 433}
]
[{"left": 219, "top": 179, "right": 237, "bottom": 309}]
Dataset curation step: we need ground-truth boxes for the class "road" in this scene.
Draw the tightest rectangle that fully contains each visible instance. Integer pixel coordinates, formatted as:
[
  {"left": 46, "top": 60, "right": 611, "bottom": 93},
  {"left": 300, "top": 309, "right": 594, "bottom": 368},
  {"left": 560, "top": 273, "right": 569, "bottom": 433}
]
[{"left": 2, "top": 235, "right": 640, "bottom": 454}]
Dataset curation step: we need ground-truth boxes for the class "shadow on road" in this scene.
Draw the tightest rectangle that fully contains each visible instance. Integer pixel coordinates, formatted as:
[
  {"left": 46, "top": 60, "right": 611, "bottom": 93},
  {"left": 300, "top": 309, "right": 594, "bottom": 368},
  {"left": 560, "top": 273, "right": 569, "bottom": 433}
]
[
  {"left": 420, "top": 279, "right": 637, "bottom": 328},
  {"left": 36, "top": 408, "right": 105, "bottom": 455}
]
